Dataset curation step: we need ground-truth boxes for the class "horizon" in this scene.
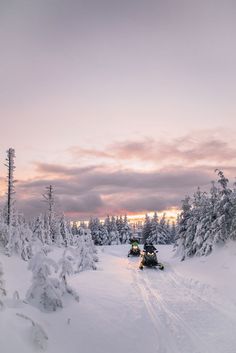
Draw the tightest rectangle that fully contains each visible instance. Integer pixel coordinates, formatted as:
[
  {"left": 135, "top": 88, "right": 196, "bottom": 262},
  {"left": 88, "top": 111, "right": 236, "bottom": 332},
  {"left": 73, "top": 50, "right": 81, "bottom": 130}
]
[{"left": 75, "top": 208, "right": 180, "bottom": 226}]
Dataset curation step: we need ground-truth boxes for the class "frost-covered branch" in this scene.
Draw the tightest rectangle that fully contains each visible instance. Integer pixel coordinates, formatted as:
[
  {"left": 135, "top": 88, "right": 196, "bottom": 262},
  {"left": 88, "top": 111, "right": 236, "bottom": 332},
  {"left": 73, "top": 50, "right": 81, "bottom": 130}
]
[{"left": 16, "top": 313, "right": 48, "bottom": 351}]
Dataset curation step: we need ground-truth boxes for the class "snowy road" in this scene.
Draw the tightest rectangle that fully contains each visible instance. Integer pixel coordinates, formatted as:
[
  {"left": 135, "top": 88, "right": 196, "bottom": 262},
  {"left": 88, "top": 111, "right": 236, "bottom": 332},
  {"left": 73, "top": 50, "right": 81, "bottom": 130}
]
[
  {"left": 2, "top": 244, "right": 236, "bottom": 353},
  {"left": 132, "top": 265, "right": 236, "bottom": 353},
  {"left": 98, "top": 245, "right": 236, "bottom": 353}
]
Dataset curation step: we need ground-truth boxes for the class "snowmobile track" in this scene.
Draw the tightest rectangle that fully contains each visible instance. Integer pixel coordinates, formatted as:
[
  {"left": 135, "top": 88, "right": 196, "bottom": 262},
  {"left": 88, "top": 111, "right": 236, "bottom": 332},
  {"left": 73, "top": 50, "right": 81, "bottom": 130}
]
[
  {"left": 130, "top": 261, "right": 236, "bottom": 353},
  {"left": 133, "top": 270, "right": 209, "bottom": 353}
]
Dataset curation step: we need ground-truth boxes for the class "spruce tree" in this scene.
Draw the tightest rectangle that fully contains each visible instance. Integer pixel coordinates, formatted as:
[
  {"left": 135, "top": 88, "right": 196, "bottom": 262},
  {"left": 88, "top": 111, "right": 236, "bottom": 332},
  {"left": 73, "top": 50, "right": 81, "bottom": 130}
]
[
  {"left": 175, "top": 196, "right": 192, "bottom": 260},
  {"left": 142, "top": 214, "right": 152, "bottom": 243}
]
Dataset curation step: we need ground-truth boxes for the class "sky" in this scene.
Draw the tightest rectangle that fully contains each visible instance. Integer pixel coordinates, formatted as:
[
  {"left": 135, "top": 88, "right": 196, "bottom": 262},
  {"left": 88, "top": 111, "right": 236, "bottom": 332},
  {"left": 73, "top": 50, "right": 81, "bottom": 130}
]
[{"left": 0, "top": 0, "right": 236, "bottom": 220}]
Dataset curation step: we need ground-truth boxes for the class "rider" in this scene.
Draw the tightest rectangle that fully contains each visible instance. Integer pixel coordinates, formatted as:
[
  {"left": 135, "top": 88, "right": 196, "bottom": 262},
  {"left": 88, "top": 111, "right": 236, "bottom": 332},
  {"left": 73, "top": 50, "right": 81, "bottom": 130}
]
[
  {"left": 130, "top": 237, "right": 139, "bottom": 244},
  {"left": 139, "top": 241, "right": 158, "bottom": 269},
  {"left": 128, "top": 238, "right": 140, "bottom": 256},
  {"left": 143, "top": 241, "right": 157, "bottom": 253}
]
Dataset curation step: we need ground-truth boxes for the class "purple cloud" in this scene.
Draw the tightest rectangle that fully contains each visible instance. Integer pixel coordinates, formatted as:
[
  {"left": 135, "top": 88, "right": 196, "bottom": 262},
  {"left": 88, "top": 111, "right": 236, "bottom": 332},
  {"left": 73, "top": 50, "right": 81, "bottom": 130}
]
[
  {"left": 8, "top": 133, "right": 236, "bottom": 220},
  {"left": 15, "top": 164, "right": 214, "bottom": 219}
]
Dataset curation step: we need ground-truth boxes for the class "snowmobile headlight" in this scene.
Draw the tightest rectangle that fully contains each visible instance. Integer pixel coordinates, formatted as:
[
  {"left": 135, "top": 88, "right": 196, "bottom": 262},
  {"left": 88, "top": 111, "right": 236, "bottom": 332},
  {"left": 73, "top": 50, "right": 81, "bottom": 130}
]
[{"left": 133, "top": 246, "right": 138, "bottom": 250}]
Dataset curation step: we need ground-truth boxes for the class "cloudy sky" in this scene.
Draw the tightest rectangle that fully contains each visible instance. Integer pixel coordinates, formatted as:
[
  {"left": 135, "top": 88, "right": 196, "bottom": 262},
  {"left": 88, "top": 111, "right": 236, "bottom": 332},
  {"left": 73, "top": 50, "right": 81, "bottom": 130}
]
[{"left": 0, "top": 0, "right": 236, "bottom": 219}]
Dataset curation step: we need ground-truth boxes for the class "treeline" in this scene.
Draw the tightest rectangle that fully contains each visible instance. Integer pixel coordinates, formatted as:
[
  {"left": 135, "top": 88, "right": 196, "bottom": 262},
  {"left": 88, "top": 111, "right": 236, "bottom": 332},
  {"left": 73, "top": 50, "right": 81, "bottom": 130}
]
[
  {"left": 175, "top": 170, "right": 236, "bottom": 260},
  {"left": 142, "top": 212, "right": 176, "bottom": 244},
  {"left": 88, "top": 215, "right": 133, "bottom": 245},
  {"left": 88, "top": 213, "right": 176, "bottom": 245}
]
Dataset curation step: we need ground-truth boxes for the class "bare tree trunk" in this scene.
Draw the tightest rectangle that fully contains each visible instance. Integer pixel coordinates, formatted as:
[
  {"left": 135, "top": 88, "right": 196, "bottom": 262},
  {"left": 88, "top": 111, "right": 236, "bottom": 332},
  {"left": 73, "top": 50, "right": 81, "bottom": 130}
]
[
  {"left": 5, "top": 148, "right": 16, "bottom": 226},
  {"left": 43, "top": 185, "right": 55, "bottom": 240}
]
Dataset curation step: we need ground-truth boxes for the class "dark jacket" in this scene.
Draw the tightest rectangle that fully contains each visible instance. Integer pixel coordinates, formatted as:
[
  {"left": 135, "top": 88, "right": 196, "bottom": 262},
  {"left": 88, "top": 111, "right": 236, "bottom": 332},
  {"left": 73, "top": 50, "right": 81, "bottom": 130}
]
[{"left": 144, "top": 244, "right": 157, "bottom": 253}]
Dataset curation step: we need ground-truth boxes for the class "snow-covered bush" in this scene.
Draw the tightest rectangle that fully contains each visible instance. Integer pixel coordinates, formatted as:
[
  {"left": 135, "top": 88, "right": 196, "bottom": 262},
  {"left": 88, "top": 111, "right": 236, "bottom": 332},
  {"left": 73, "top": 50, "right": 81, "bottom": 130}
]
[
  {"left": 58, "top": 249, "right": 79, "bottom": 302},
  {"left": 26, "top": 251, "right": 63, "bottom": 312},
  {"left": 76, "top": 234, "right": 97, "bottom": 272},
  {"left": 83, "top": 230, "right": 98, "bottom": 262}
]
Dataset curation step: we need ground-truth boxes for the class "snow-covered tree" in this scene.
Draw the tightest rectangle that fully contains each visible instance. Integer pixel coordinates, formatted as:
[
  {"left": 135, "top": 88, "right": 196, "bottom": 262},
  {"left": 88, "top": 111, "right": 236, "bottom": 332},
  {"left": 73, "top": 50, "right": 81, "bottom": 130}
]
[
  {"left": 211, "top": 170, "right": 232, "bottom": 244},
  {"left": 175, "top": 170, "right": 236, "bottom": 259},
  {"left": 58, "top": 249, "right": 79, "bottom": 302},
  {"left": 146, "top": 212, "right": 172, "bottom": 245},
  {"left": 59, "top": 214, "right": 73, "bottom": 247},
  {"left": 26, "top": 251, "right": 63, "bottom": 312},
  {"left": 42, "top": 185, "right": 63, "bottom": 244},
  {"left": 175, "top": 196, "right": 192, "bottom": 260},
  {"left": 83, "top": 229, "right": 98, "bottom": 262},
  {"left": 89, "top": 218, "right": 112, "bottom": 245},
  {"left": 5, "top": 213, "right": 33, "bottom": 260},
  {"left": 142, "top": 214, "right": 152, "bottom": 243},
  {"left": 109, "top": 216, "right": 120, "bottom": 245},
  {"left": 0, "top": 213, "right": 9, "bottom": 248},
  {"left": 183, "top": 188, "right": 206, "bottom": 258},
  {"left": 229, "top": 185, "right": 236, "bottom": 240},
  {"left": 0, "top": 262, "right": 6, "bottom": 297},
  {"left": 98, "top": 223, "right": 110, "bottom": 245},
  {"left": 119, "top": 215, "right": 132, "bottom": 244},
  {"left": 18, "top": 218, "right": 33, "bottom": 261},
  {"left": 104, "top": 215, "right": 111, "bottom": 234},
  {"left": 88, "top": 217, "right": 101, "bottom": 244},
  {"left": 76, "top": 233, "right": 97, "bottom": 272},
  {"left": 169, "top": 221, "right": 176, "bottom": 244},
  {"left": 43, "top": 214, "right": 52, "bottom": 245},
  {"left": 159, "top": 214, "right": 170, "bottom": 244},
  {"left": 192, "top": 190, "right": 214, "bottom": 256},
  {"left": 71, "top": 221, "right": 79, "bottom": 236},
  {"left": 148, "top": 212, "right": 159, "bottom": 244}
]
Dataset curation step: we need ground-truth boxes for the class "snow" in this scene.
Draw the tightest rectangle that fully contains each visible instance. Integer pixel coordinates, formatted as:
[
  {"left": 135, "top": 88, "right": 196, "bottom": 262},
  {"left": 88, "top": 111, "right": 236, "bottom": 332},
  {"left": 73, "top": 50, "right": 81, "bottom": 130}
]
[{"left": 1, "top": 244, "right": 236, "bottom": 353}]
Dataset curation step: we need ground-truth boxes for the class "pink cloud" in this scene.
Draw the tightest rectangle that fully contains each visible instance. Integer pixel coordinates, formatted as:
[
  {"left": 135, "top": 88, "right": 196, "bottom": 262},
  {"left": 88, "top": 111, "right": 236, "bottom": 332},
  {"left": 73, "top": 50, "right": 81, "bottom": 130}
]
[
  {"left": 6, "top": 131, "right": 236, "bottom": 220},
  {"left": 69, "top": 133, "right": 236, "bottom": 167}
]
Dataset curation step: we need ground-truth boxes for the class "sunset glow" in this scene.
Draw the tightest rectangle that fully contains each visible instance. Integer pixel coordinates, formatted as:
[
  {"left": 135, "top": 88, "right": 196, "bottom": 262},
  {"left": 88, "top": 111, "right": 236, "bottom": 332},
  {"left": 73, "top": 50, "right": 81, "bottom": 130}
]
[
  {"left": 126, "top": 208, "right": 180, "bottom": 224},
  {"left": 0, "top": 1, "right": 236, "bottom": 220}
]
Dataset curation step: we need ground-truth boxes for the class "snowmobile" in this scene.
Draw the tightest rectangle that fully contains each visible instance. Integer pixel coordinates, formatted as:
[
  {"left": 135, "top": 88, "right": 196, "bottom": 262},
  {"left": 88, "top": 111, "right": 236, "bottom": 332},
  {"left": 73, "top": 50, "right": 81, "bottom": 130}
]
[
  {"left": 128, "top": 242, "right": 141, "bottom": 257},
  {"left": 139, "top": 249, "right": 164, "bottom": 270}
]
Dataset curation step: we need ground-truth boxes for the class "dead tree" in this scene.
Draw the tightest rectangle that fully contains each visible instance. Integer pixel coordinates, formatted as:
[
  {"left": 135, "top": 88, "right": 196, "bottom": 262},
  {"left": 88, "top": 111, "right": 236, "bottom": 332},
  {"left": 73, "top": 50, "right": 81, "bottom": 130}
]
[
  {"left": 5, "top": 148, "right": 16, "bottom": 226},
  {"left": 42, "top": 185, "right": 55, "bottom": 240}
]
